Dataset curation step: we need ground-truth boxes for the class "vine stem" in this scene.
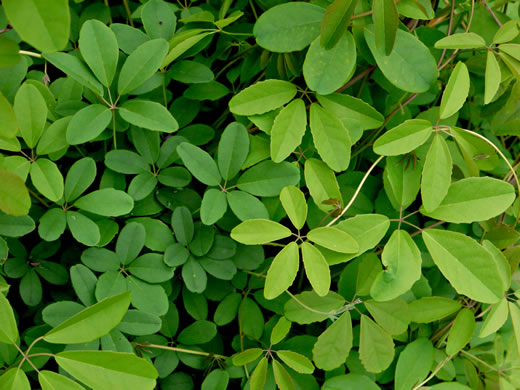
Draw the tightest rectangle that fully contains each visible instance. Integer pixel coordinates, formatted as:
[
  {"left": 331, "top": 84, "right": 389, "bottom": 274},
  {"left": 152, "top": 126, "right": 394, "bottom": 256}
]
[
  {"left": 326, "top": 155, "right": 385, "bottom": 226},
  {"left": 19, "top": 50, "right": 42, "bottom": 58},
  {"left": 133, "top": 343, "right": 227, "bottom": 360}
]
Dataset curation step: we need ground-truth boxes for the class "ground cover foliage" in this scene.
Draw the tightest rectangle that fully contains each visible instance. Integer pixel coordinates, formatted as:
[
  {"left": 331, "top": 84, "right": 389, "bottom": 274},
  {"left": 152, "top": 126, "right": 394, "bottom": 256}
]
[{"left": 1, "top": 0, "right": 520, "bottom": 388}]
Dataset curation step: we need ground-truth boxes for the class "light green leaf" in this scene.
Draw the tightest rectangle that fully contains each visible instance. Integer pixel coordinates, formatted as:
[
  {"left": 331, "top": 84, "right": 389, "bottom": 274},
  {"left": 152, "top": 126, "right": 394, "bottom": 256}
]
[
  {"left": 250, "top": 357, "right": 268, "bottom": 390},
  {"left": 232, "top": 348, "right": 264, "bottom": 366},
  {"left": 30, "top": 159, "right": 64, "bottom": 202},
  {"left": 201, "top": 370, "right": 229, "bottom": 390},
  {"left": 320, "top": 0, "right": 358, "bottom": 49},
  {"left": 301, "top": 242, "right": 331, "bottom": 297},
  {"left": 312, "top": 311, "right": 352, "bottom": 370},
  {"left": 44, "top": 291, "right": 131, "bottom": 344},
  {"left": 0, "top": 36, "right": 20, "bottom": 68},
  {"left": 383, "top": 155, "right": 421, "bottom": 210},
  {"left": 277, "top": 350, "right": 314, "bottom": 374},
  {"left": 509, "top": 301, "right": 520, "bottom": 354},
  {"left": 434, "top": 32, "right": 486, "bottom": 49},
  {"left": 270, "top": 99, "right": 307, "bottom": 163},
  {"left": 231, "top": 219, "right": 291, "bottom": 245},
  {"left": 65, "top": 157, "right": 96, "bottom": 202},
  {"left": 0, "top": 169, "right": 30, "bottom": 216},
  {"left": 253, "top": 2, "right": 325, "bottom": 52},
  {"left": 304, "top": 158, "right": 343, "bottom": 213},
  {"left": 227, "top": 190, "right": 269, "bottom": 221},
  {"left": 142, "top": 0, "right": 177, "bottom": 40},
  {"left": 373, "top": 0, "right": 398, "bottom": 55},
  {"left": 105, "top": 150, "right": 149, "bottom": 175},
  {"left": 116, "top": 222, "right": 145, "bottom": 265},
  {"left": 280, "top": 185, "right": 307, "bottom": 230},
  {"left": 55, "top": 351, "right": 158, "bottom": 390},
  {"left": 74, "top": 189, "right": 133, "bottom": 217},
  {"left": 39, "top": 370, "right": 84, "bottom": 390},
  {"left": 229, "top": 79, "right": 297, "bottom": 116},
  {"left": 118, "top": 39, "right": 169, "bottom": 95},
  {"left": 307, "top": 227, "right": 359, "bottom": 253},
  {"left": 359, "top": 315, "right": 394, "bottom": 373},
  {"left": 421, "top": 134, "right": 452, "bottom": 212},
  {"left": 409, "top": 297, "right": 461, "bottom": 323},
  {"left": 161, "top": 32, "right": 213, "bottom": 68},
  {"left": 446, "top": 308, "right": 475, "bottom": 355},
  {"left": 0, "top": 92, "right": 17, "bottom": 139},
  {"left": 303, "top": 32, "right": 356, "bottom": 95},
  {"left": 479, "top": 298, "right": 509, "bottom": 338},
  {"left": 429, "top": 383, "right": 472, "bottom": 390},
  {"left": 364, "top": 25, "right": 437, "bottom": 93},
  {"left": 271, "top": 317, "right": 291, "bottom": 345},
  {"left": 169, "top": 60, "right": 214, "bottom": 84},
  {"left": 0, "top": 368, "right": 30, "bottom": 390},
  {"left": 265, "top": 242, "right": 299, "bottom": 300},
  {"left": 200, "top": 188, "right": 227, "bottom": 225},
  {"left": 373, "top": 119, "right": 432, "bottom": 156},
  {"left": 0, "top": 213, "right": 35, "bottom": 237},
  {"left": 364, "top": 299, "right": 409, "bottom": 335},
  {"left": 14, "top": 83, "right": 47, "bottom": 148},
  {"left": 79, "top": 20, "right": 119, "bottom": 87},
  {"left": 0, "top": 292, "right": 18, "bottom": 344},
  {"left": 2, "top": 0, "right": 69, "bottom": 53},
  {"left": 43, "top": 52, "right": 104, "bottom": 96},
  {"left": 237, "top": 160, "right": 300, "bottom": 197},
  {"left": 322, "top": 374, "right": 381, "bottom": 390},
  {"left": 66, "top": 211, "right": 100, "bottom": 246},
  {"left": 395, "top": 338, "right": 433, "bottom": 390},
  {"left": 439, "top": 62, "right": 470, "bottom": 119},
  {"left": 423, "top": 229, "right": 505, "bottom": 303},
  {"left": 284, "top": 291, "right": 345, "bottom": 324},
  {"left": 36, "top": 116, "right": 70, "bottom": 155},
  {"left": 310, "top": 103, "right": 351, "bottom": 172},
  {"left": 66, "top": 104, "right": 112, "bottom": 145},
  {"left": 493, "top": 20, "right": 519, "bottom": 44},
  {"left": 420, "top": 177, "right": 515, "bottom": 223},
  {"left": 218, "top": 122, "right": 249, "bottom": 180},
  {"left": 177, "top": 142, "right": 221, "bottom": 186},
  {"left": 484, "top": 51, "right": 501, "bottom": 104},
  {"left": 272, "top": 359, "right": 295, "bottom": 390},
  {"left": 119, "top": 100, "right": 178, "bottom": 133}
]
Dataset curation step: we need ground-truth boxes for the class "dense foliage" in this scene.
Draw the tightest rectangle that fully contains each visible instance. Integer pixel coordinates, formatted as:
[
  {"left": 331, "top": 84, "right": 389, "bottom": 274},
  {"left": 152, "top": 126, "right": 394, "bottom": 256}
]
[{"left": 1, "top": 0, "right": 520, "bottom": 388}]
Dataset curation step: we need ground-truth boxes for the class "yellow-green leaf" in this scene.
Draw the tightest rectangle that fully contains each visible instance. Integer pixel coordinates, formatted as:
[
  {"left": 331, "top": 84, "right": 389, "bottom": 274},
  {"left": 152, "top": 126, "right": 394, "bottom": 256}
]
[{"left": 439, "top": 62, "right": 470, "bottom": 119}]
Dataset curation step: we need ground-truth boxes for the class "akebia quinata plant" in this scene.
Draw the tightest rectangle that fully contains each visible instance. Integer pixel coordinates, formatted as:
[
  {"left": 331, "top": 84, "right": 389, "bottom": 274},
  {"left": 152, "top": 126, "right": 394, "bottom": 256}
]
[{"left": 1, "top": 0, "right": 520, "bottom": 389}]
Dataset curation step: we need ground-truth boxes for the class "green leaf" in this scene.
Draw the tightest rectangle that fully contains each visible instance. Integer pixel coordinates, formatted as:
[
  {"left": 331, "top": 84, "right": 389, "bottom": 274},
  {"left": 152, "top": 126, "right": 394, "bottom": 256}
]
[
  {"left": 39, "top": 370, "right": 84, "bottom": 390},
  {"left": 200, "top": 188, "right": 227, "bottom": 225},
  {"left": 479, "top": 298, "right": 508, "bottom": 338},
  {"left": 128, "top": 253, "right": 173, "bottom": 283},
  {"left": 270, "top": 99, "right": 307, "bottom": 163},
  {"left": 237, "top": 160, "right": 300, "bottom": 197},
  {"left": 0, "top": 169, "right": 30, "bottom": 216},
  {"left": 218, "top": 122, "right": 249, "bottom": 180},
  {"left": 383, "top": 155, "right": 421, "bottom": 210},
  {"left": 429, "top": 383, "right": 472, "bottom": 390},
  {"left": 304, "top": 158, "right": 343, "bottom": 213},
  {"left": 2, "top": 0, "right": 70, "bottom": 53},
  {"left": 373, "top": 119, "right": 433, "bottom": 156},
  {"left": 36, "top": 116, "right": 70, "bottom": 155},
  {"left": 277, "top": 350, "right": 314, "bottom": 374},
  {"left": 420, "top": 177, "right": 515, "bottom": 223},
  {"left": 271, "top": 317, "right": 291, "bottom": 345},
  {"left": 493, "top": 20, "right": 519, "bottom": 44},
  {"left": 30, "top": 159, "right": 64, "bottom": 202},
  {"left": 301, "top": 242, "right": 331, "bottom": 297},
  {"left": 303, "top": 32, "right": 356, "bottom": 95},
  {"left": 0, "top": 368, "right": 30, "bottom": 390},
  {"left": 320, "top": 0, "right": 358, "bottom": 49},
  {"left": 232, "top": 348, "right": 263, "bottom": 366},
  {"left": 280, "top": 185, "right": 307, "bottom": 230},
  {"left": 227, "top": 190, "right": 269, "bottom": 221},
  {"left": 14, "top": 83, "right": 47, "bottom": 148},
  {"left": 307, "top": 227, "right": 359, "bottom": 253},
  {"left": 0, "top": 36, "right": 20, "bottom": 68},
  {"left": 423, "top": 229, "right": 505, "bottom": 303},
  {"left": 284, "top": 291, "right": 345, "bottom": 324},
  {"left": 370, "top": 230, "right": 422, "bottom": 301},
  {"left": 359, "top": 315, "right": 394, "bottom": 373},
  {"left": 509, "top": 301, "right": 520, "bottom": 354},
  {"left": 364, "top": 25, "right": 437, "bottom": 93},
  {"left": 312, "top": 311, "right": 352, "bottom": 370},
  {"left": 372, "top": 0, "right": 399, "bottom": 55},
  {"left": 177, "top": 320, "right": 217, "bottom": 345},
  {"left": 364, "top": 299, "right": 410, "bottom": 335},
  {"left": 265, "top": 241, "right": 299, "bottom": 300},
  {"left": 201, "top": 370, "right": 229, "bottom": 390},
  {"left": 0, "top": 292, "right": 18, "bottom": 344},
  {"left": 439, "top": 62, "right": 470, "bottom": 119},
  {"left": 0, "top": 213, "right": 35, "bottom": 237},
  {"left": 182, "top": 257, "right": 207, "bottom": 293},
  {"left": 484, "top": 51, "right": 501, "bottom": 104},
  {"left": 249, "top": 357, "right": 268, "bottom": 390},
  {"left": 38, "top": 209, "right": 65, "bottom": 242},
  {"left": 409, "top": 297, "right": 461, "bottom": 323},
  {"left": 272, "top": 359, "right": 295, "bottom": 390},
  {"left": 118, "top": 39, "right": 169, "bottom": 95},
  {"left": 395, "top": 338, "right": 433, "bottom": 390},
  {"left": 79, "top": 20, "right": 119, "bottom": 87},
  {"left": 55, "top": 351, "right": 158, "bottom": 390},
  {"left": 421, "top": 134, "right": 452, "bottom": 212},
  {"left": 177, "top": 142, "right": 221, "bottom": 186},
  {"left": 43, "top": 52, "right": 104, "bottom": 96},
  {"left": 169, "top": 60, "right": 214, "bottom": 84},
  {"left": 66, "top": 104, "right": 112, "bottom": 145},
  {"left": 434, "top": 32, "right": 486, "bottom": 49},
  {"left": 322, "top": 374, "right": 381, "bottom": 390},
  {"left": 310, "top": 103, "right": 351, "bottom": 172},
  {"left": 231, "top": 219, "right": 291, "bottom": 245},
  {"left": 446, "top": 308, "right": 475, "bottom": 355},
  {"left": 74, "top": 189, "right": 134, "bottom": 217},
  {"left": 119, "top": 100, "right": 178, "bottom": 133},
  {"left": 161, "top": 31, "right": 213, "bottom": 68},
  {"left": 229, "top": 80, "right": 297, "bottom": 116},
  {"left": 105, "top": 150, "right": 149, "bottom": 175},
  {"left": 0, "top": 92, "right": 17, "bottom": 139},
  {"left": 171, "top": 206, "right": 194, "bottom": 245},
  {"left": 253, "top": 2, "right": 325, "bottom": 52},
  {"left": 65, "top": 157, "right": 96, "bottom": 202},
  {"left": 142, "top": 0, "right": 177, "bottom": 40},
  {"left": 44, "top": 291, "right": 131, "bottom": 344}
]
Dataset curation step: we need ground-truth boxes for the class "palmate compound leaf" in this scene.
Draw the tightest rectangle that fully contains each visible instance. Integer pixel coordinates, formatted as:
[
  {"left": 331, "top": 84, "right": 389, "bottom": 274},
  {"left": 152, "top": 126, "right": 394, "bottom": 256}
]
[
  {"left": 264, "top": 242, "right": 299, "bottom": 300},
  {"left": 422, "top": 229, "right": 506, "bottom": 303}
]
